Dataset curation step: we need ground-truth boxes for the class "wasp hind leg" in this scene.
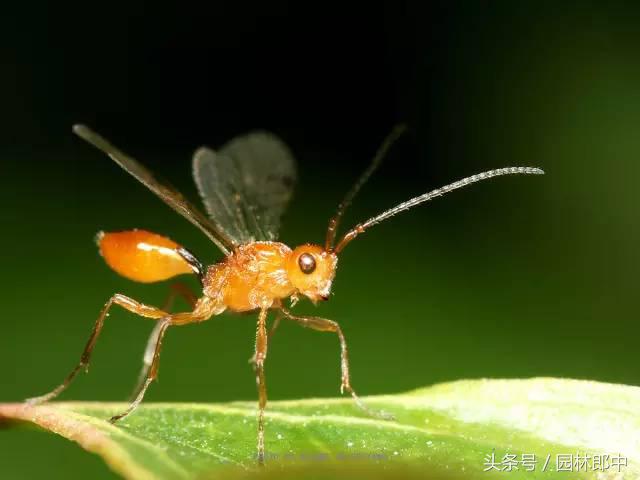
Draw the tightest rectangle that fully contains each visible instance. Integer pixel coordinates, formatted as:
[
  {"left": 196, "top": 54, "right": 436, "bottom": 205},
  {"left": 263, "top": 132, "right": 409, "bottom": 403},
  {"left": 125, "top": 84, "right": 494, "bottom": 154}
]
[
  {"left": 279, "top": 306, "right": 394, "bottom": 421},
  {"left": 129, "top": 282, "right": 198, "bottom": 401},
  {"left": 109, "top": 317, "right": 171, "bottom": 423},
  {"left": 109, "top": 307, "right": 211, "bottom": 423},
  {"left": 26, "top": 293, "right": 170, "bottom": 405}
]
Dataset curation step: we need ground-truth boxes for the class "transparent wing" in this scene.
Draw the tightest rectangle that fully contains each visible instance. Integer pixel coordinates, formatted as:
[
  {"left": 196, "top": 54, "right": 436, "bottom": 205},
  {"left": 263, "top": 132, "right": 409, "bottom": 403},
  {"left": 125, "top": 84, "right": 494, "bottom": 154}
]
[
  {"left": 192, "top": 131, "right": 297, "bottom": 243},
  {"left": 73, "top": 125, "right": 237, "bottom": 255}
]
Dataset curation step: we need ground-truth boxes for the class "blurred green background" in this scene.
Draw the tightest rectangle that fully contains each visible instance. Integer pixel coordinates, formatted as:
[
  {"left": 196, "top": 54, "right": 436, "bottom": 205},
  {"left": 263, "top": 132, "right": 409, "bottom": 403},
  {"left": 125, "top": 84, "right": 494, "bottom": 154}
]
[{"left": 2, "top": 1, "right": 639, "bottom": 478}]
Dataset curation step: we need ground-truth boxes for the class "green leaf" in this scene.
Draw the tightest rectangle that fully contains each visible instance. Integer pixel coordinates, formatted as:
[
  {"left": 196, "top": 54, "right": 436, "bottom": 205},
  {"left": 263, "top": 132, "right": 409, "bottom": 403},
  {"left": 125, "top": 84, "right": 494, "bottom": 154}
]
[{"left": 1, "top": 378, "right": 638, "bottom": 479}]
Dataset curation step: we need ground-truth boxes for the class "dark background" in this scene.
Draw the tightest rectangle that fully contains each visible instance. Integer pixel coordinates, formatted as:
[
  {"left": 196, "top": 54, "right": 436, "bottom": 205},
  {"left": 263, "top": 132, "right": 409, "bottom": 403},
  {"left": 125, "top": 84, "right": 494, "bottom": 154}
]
[{"left": 2, "top": 1, "right": 639, "bottom": 478}]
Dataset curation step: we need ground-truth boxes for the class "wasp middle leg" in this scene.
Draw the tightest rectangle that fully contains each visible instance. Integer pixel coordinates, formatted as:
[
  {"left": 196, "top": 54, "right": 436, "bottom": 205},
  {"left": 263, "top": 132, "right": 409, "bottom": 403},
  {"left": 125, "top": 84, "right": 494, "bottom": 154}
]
[
  {"left": 254, "top": 307, "right": 269, "bottom": 465},
  {"left": 248, "top": 309, "right": 282, "bottom": 369}
]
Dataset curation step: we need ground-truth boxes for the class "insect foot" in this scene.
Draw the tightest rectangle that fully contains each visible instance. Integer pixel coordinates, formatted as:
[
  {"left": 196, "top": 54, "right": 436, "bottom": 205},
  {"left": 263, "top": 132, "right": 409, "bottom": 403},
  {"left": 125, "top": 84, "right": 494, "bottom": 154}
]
[{"left": 341, "top": 381, "right": 396, "bottom": 421}]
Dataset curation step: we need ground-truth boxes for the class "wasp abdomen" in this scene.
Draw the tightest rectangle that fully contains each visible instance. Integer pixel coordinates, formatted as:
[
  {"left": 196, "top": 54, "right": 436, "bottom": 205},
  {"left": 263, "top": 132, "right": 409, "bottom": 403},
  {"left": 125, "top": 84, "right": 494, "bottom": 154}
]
[{"left": 97, "top": 230, "right": 194, "bottom": 283}]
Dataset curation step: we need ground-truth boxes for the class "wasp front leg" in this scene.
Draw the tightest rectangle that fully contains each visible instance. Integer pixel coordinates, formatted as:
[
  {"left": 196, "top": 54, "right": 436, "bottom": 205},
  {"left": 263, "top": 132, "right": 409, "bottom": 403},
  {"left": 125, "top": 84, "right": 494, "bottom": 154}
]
[{"left": 279, "top": 306, "right": 394, "bottom": 421}]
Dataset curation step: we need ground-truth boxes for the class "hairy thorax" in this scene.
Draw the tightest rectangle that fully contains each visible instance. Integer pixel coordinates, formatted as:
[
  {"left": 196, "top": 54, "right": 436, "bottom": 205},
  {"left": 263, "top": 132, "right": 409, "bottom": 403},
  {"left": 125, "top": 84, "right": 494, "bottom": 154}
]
[{"left": 203, "top": 242, "right": 295, "bottom": 313}]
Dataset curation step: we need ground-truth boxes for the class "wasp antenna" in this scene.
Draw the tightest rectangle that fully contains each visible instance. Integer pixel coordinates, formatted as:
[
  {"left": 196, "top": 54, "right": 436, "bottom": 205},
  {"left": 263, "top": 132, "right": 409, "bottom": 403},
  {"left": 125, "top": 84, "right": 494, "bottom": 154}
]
[
  {"left": 325, "top": 124, "right": 408, "bottom": 251},
  {"left": 334, "top": 166, "right": 545, "bottom": 253},
  {"left": 72, "top": 124, "right": 88, "bottom": 135},
  {"left": 73, "top": 124, "right": 98, "bottom": 145},
  {"left": 72, "top": 124, "right": 115, "bottom": 157}
]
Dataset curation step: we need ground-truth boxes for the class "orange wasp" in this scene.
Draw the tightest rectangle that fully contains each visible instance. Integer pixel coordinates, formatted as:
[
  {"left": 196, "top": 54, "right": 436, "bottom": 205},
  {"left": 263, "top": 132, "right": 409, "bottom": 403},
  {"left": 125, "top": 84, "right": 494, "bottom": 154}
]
[{"left": 27, "top": 124, "right": 543, "bottom": 463}]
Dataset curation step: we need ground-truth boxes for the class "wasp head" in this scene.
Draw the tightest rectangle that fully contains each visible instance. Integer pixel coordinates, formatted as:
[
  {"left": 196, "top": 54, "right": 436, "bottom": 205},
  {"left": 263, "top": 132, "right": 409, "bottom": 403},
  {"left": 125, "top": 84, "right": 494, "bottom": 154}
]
[{"left": 286, "top": 244, "right": 338, "bottom": 304}]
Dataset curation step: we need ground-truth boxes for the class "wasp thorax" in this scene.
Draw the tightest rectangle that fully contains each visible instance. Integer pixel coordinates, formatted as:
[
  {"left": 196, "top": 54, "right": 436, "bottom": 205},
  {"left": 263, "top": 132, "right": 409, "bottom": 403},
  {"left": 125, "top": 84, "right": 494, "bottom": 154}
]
[{"left": 286, "top": 244, "right": 338, "bottom": 303}]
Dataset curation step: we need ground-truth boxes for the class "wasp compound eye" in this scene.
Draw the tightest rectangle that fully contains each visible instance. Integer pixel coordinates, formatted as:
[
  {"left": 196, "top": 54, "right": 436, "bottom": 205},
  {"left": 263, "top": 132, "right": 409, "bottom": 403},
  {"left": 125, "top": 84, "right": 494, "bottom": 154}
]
[{"left": 298, "top": 252, "right": 316, "bottom": 274}]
